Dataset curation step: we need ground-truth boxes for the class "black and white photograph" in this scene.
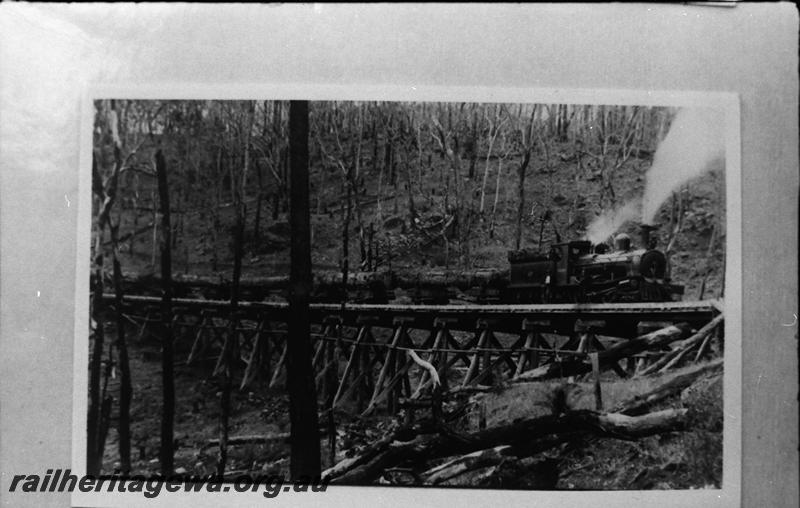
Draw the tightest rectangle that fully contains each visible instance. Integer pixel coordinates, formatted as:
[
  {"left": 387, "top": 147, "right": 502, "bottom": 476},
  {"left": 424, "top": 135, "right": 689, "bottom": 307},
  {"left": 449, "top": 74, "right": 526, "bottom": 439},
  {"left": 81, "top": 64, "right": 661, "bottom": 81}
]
[
  {"left": 84, "top": 95, "right": 732, "bottom": 491},
  {"left": 0, "top": 4, "right": 796, "bottom": 508}
]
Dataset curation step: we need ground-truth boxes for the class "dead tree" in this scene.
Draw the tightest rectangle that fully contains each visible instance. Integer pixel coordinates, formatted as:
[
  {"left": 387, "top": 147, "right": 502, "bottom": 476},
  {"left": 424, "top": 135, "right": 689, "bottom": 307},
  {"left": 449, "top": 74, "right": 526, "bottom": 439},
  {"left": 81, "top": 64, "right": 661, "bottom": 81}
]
[
  {"left": 400, "top": 114, "right": 419, "bottom": 222},
  {"left": 88, "top": 101, "right": 128, "bottom": 474},
  {"left": 514, "top": 106, "right": 536, "bottom": 250},
  {"left": 216, "top": 102, "right": 253, "bottom": 475},
  {"left": 315, "top": 103, "right": 368, "bottom": 269},
  {"left": 479, "top": 106, "right": 504, "bottom": 217},
  {"left": 105, "top": 103, "right": 133, "bottom": 474},
  {"left": 87, "top": 155, "right": 109, "bottom": 475},
  {"left": 287, "top": 100, "right": 322, "bottom": 480},
  {"left": 488, "top": 132, "right": 511, "bottom": 238}
]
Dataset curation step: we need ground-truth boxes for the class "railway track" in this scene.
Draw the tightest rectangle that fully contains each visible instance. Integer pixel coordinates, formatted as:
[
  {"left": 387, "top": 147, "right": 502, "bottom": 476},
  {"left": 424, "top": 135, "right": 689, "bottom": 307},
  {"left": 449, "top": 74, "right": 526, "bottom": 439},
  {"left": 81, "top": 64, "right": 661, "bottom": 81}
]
[{"left": 103, "top": 294, "right": 719, "bottom": 332}]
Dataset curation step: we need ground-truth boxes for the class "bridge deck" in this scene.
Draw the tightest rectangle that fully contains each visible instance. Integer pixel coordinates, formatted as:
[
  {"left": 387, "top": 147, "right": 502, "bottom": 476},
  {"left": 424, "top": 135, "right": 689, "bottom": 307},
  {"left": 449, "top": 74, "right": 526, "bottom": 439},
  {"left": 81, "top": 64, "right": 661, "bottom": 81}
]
[{"left": 104, "top": 293, "right": 721, "bottom": 335}]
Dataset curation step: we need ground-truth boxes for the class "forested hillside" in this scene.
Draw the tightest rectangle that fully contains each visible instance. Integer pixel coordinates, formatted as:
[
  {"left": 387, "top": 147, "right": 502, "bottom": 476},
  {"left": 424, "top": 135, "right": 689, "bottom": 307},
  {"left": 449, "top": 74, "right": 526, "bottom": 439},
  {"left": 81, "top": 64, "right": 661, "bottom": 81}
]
[{"left": 93, "top": 100, "right": 725, "bottom": 299}]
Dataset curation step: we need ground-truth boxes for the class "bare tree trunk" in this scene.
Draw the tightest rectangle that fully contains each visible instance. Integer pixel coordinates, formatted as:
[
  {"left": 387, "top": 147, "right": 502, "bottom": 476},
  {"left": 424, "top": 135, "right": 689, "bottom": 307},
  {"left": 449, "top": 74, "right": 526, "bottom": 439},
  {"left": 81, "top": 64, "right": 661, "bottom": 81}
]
[
  {"left": 376, "top": 159, "right": 384, "bottom": 224},
  {"left": 342, "top": 173, "right": 352, "bottom": 299},
  {"left": 87, "top": 263, "right": 105, "bottom": 476},
  {"left": 403, "top": 148, "right": 417, "bottom": 221},
  {"left": 372, "top": 116, "right": 380, "bottom": 175},
  {"left": 488, "top": 142, "right": 506, "bottom": 238},
  {"left": 155, "top": 149, "right": 175, "bottom": 475},
  {"left": 417, "top": 123, "right": 425, "bottom": 195},
  {"left": 151, "top": 190, "right": 158, "bottom": 267},
  {"left": 111, "top": 233, "right": 132, "bottom": 474},
  {"left": 212, "top": 146, "right": 222, "bottom": 271},
  {"left": 217, "top": 213, "right": 243, "bottom": 475},
  {"left": 352, "top": 109, "right": 367, "bottom": 267},
  {"left": 288, "top": 100, "right": 322, "bottom": 480},
  {"left": 479, "top": 109, "right": 502, "bottom": 216},
  {"left": 88, "top": 106, "right": 125, "bottom": 474},
  {"left": 254, "top": 158, "right": 263, "bottom": 242},
  {"left": 468, "top": 108, "right": 478, "bottom": 179},
  {"left": 105, "top": 129, "right": 133, "bottom": 474},
  {"left": 218, "top": 103, "right": 253, "bottom": 475},
  {"left": 385, "top": 114, "right": 395, "bottom": 187},
  {"left": 367, "top": 223, "right": 375, "bottom": 271},
  {"left": 514, "top": 149, "right": 532, "bottom": 250}
]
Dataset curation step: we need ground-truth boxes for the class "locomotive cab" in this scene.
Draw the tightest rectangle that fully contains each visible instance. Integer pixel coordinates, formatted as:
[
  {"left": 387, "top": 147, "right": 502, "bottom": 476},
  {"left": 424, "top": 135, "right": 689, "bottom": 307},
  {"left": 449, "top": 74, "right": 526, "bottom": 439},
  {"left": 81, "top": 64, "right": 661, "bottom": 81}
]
[{"left": 550, "top": 240, "right": 592, "bottom": 286}]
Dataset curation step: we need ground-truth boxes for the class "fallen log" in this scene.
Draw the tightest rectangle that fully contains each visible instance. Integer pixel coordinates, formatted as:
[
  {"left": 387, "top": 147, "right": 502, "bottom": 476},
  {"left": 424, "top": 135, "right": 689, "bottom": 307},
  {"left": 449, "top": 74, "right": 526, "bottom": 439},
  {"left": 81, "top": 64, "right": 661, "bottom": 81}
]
[
  {"left": 328, "top": 407, "right": 687, "bottom": 484},
  {"left": 611, "top": 358, "right": 723, "bottom": 415},
  {"left": 658, "top": 342, "right": 698, "bottom": 373},
  {"left": 202, "top": 430, "right": 331, "bottom": 451},
  {"left": 422, "top": 445, "right": 513, "bottom": 484},
  {"left": 321, "top": 430, "right": 402, "bottom": 481},
  {"left": 637, "top": 315, "right": 723, "bottom": 376},
  {"left": 202, "top": 434, "right": 291, "bottom": 450},
  {"left": 422, "top": 453, "right": 560, "bottom": 489},
  {"left": 514, "top": 322, "right": 693, "bottom": 382}
]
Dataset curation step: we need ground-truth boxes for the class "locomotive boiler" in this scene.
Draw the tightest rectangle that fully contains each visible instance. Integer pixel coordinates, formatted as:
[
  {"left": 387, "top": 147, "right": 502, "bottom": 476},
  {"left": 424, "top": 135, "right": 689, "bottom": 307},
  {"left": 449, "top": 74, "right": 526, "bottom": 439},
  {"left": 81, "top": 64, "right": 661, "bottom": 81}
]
[{"left": 502, "top": 225, "right": 684, "bottom": 303}]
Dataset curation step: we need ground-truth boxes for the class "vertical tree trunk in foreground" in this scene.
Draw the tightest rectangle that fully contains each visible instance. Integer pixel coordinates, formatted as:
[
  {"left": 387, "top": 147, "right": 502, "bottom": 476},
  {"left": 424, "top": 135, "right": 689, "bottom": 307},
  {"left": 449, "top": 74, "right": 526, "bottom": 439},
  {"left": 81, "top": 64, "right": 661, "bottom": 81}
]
[
  {"left": 112, "top": 236, "right": 132, "bottom": 474},
  {"left": 88, "top": 139, "right": 121, "bottom": 475},
  {"left": 109, "top": 146, "right": 132, "bottom": 474},
  {"left": 155, "top": 149, "right": 175, "bottom": 475},
  {"left": 87, "top": 155, "right": 105, "bottom": 476},
  {"left": 288, "top": 100, "right": 322, "bottom": 480},
  {"left": 218, "top": 105, "right": 251, "bottom": 476},
  {"left": 87, "top": 265, "right": 105, "bottom": 476},
  {"left": 217, "top": 215, "right": 243, "bottom": 476}
]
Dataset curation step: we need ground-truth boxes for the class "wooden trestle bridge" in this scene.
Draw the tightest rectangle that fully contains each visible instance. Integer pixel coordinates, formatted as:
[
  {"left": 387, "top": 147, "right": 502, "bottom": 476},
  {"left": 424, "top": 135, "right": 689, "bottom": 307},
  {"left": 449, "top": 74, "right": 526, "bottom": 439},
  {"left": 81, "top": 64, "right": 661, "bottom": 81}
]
[{"left": 101, "top": 294, "right": 723, "bottom": 416}]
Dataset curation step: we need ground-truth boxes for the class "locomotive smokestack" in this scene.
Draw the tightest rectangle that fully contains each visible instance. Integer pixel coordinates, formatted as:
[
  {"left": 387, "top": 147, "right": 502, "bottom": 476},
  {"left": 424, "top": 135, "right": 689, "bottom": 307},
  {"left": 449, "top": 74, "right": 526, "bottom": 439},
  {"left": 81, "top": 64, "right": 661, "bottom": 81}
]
[{"left": 640, "top": 224, "right": 657, "bottom": 249}]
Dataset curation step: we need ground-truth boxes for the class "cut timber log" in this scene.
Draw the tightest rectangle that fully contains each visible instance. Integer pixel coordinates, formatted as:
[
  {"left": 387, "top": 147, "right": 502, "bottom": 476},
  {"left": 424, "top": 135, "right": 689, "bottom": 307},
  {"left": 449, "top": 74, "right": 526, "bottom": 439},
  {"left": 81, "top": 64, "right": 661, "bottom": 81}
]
[
  {"left": 422, "top": 453, "right": 560, "bottom": 489},
  {"left": 320, "top": 431, "right": 398, "bottom": 481},
  {"left": 327, "top": 408, "right": 687, "bottom": 484},
  {"left": 393, "top": 269, "right": 509, "bottom": 290},
  {"left": 514, "top": 322, "right": 693, "bottom": 382},
  {"left": 202, "top": 434, "right": 291, "bottom": 450},
  {"left": 637, "top": 315, "right": 724, "bottom": 376},
  {"left": 201, "top": 429, "right": 332, "bottom": 451},
  {"left": 123, "top": 268, "right": 510, "bottom": 293},
  {"left": 422, "top": 445, "right": 514, "bottom": 484},
  {"left": 612, "top": 358, "right": 723, "bottom": 415},
  {"left": 123, "top": 270, "right": 394, "bottom": 291}
]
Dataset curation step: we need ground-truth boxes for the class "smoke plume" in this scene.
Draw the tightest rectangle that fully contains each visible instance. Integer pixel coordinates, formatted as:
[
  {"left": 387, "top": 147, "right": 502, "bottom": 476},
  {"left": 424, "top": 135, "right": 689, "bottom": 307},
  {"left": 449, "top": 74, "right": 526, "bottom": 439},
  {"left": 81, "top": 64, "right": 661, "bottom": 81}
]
[
  {"left": 640, "top": 107, "right": 725, "bottom": 224},
  {"left": 585, "top": 199, "right": 641, "bottom": 245},
  {"left": 583, "top": 107, "right": 725, "bottom": 244}
]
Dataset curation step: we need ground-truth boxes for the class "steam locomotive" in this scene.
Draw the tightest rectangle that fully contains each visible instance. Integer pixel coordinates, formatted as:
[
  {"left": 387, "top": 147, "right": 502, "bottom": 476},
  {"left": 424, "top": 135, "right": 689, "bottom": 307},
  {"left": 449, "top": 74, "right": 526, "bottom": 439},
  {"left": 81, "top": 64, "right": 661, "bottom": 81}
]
[
  {"left": 122, "top": 226, "right": 682, "bottom": 305},
  {"left": 500, "top": 225, "right": 683, "bottom": 303}
]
